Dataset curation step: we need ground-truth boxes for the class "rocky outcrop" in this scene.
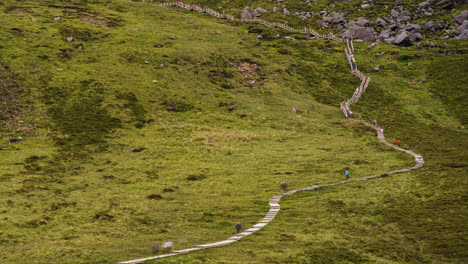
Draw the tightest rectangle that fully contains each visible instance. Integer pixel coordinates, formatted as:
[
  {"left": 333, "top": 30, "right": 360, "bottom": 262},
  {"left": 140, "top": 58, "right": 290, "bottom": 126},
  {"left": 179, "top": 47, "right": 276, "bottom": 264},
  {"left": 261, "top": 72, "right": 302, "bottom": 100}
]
[{"left": 235, "top": 1, "right": 467, "bottom": 45}]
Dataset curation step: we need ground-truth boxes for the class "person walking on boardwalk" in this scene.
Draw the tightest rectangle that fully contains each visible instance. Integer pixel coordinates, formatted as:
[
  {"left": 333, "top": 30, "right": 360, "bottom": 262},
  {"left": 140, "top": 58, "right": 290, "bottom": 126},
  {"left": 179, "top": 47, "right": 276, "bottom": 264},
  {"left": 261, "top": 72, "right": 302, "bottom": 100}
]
[
  {"left": 235, "top": 222, "right": 242, "bottom": 234},
  {"left": 345, "top": 170, "right": 350, "bottom": 180}
]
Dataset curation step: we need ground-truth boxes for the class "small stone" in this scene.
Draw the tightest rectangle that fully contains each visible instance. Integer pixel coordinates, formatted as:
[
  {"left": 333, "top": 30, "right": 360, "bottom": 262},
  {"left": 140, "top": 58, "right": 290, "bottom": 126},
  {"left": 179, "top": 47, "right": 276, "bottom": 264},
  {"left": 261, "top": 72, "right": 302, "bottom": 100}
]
[
  {"left": 145, "top": 61, "right": 149, "bottom": 64},
  {"left": 31, "top": 17, "right": 38, "bottom": 23},
  {"left": 168, "top": 36, "right": 176, "bottom": 40},
  {"left": 152, "top": 80, "right": 158, "bottom": 83},
  {"left": 368, "top": 42, "right": 378, "bottom": 49},
  {"left": 66, "top": 36, "right": 73, "bottom": 42},
  {"left": 257, "top": 35, "right": 263, "bottom": 39},
  {"left": 54, "top": 16, "right": 61, "bottom": 21}
]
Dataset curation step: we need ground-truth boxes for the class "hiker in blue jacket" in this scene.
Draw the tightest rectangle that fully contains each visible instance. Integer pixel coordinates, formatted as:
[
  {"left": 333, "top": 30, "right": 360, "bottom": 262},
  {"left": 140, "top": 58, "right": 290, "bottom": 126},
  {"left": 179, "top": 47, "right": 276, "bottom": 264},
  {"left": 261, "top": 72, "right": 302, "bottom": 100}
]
[{"left": 345, "top": 170, "right": 349, "bottom": 180}]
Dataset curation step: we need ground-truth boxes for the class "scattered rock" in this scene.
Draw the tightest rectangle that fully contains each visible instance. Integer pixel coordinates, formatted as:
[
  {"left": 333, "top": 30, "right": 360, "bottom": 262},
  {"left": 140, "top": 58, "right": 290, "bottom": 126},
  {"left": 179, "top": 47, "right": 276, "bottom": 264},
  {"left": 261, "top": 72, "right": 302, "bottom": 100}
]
[
  {"left": 54, "top": 16, "right": 61, "bottom": 21},
  {"left": 394, "top": 31, "right": 412, "bottom": 46},
  {"left": 66, "top": 36, "right": 73, "bottom": 42},
  {"left": 454, "top": 10, "right": 468, "bottom": 24},
  {"left": 168, "top": 36, "right": 176, "bottom": 40},
  {"left": 406, "top": 23, "right": 421, "bottom": 32},
  {"left": 375, "top": 17, "right": 387, "bottom": 27},
  {"left": 355, "top": 17, "right": 372, "bottom": 27},
  {"left": 31, "top": 17, "right": 38, "bottom": 23},
  {"left": 379, "top": 30, "right": 392, "bottom": 40},
  {"left": 418, "top": 1, "right": 431, "bottom": 10},
  {"left": 343, "top": 26, "right": 376, "bottom": 42},
  {"left": 257, "top": 35, "right": 263, "bottom": 39},
  {"left": 368, "top": 42, "right": 378, "bottom": 49},
  {"left": 384, "top": 37, "right": 396, "bottom": 44},
  {"left": 454, "top": 20, "right": 468, "bottom": 39},
  {"left": 424, "top": 21, "right": 436, "bottom": 32},
  {"left": 241, "top": 7, "right": 254, "bottom": 19},
  {"left": 283, "top": 8, "right": 291, "bottom": 16}
]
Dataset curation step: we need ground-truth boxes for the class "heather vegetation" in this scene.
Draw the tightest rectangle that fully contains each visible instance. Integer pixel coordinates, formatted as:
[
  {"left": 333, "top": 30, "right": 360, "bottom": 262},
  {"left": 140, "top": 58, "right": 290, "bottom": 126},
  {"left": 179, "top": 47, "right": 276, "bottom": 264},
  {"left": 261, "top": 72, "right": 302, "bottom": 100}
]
[{"left": 0, "top": 1, "right": 466, "bottom": 264}]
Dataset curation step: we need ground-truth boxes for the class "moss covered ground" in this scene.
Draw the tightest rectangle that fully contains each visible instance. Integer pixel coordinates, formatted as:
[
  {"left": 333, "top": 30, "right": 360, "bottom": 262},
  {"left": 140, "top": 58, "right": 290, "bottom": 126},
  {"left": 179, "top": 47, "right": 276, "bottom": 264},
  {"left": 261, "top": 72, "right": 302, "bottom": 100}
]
[{"left": 0, "top": 1, "right": 466, "bottom": 264}]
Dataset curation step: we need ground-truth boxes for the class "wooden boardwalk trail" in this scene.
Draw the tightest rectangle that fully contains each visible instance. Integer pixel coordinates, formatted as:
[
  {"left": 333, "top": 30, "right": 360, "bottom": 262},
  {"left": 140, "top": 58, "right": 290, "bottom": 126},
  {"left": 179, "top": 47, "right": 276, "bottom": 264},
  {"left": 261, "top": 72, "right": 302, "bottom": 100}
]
[{"left": 117, "top": 2, "right": 424, "bottom": 263}]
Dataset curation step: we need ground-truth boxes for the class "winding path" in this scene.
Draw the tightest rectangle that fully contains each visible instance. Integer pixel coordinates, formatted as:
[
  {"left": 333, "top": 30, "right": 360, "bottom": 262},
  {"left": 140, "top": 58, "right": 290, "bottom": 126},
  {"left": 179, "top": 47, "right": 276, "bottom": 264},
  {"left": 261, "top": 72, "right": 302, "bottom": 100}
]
[{"left": 117, "top": 2, "right": 424, "bottom": 263}]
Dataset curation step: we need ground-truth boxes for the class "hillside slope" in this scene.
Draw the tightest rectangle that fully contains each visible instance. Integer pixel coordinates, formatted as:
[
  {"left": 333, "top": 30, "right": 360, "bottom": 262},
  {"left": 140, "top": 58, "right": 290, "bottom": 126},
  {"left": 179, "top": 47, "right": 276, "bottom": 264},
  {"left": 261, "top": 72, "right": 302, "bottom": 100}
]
[{"left": 0, "top": 1, "right": 466, "bottom": 264}]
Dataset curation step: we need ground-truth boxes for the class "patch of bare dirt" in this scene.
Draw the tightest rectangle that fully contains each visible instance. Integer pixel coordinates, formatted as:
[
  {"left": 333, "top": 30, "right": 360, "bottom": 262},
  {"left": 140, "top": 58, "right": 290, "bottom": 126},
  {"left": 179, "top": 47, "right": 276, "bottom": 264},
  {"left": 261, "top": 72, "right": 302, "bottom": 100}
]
[
  {"left": 233, "top": 61, "right": 258, "bottom": 78},
  {"left": 80, "top": 15, "right": 107, "bottom": 27},
  {"left": 233, "top": 60, "right": 266, "bottom": 87}
]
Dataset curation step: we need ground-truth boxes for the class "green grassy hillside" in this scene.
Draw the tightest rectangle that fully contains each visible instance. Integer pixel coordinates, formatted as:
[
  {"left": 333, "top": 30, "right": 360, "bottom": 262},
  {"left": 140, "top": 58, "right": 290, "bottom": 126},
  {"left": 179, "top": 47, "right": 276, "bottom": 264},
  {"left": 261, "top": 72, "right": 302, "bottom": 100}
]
[{"left": 0, "top": 1, "right": 466, "bottom": 264}]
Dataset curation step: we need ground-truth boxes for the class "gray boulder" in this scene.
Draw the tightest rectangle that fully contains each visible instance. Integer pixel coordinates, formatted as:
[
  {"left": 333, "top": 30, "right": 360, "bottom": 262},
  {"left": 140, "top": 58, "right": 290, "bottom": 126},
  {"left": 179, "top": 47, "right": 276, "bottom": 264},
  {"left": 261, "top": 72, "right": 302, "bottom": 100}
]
[
  {"left": 283, "top": 8, "right": 291, "bottom": 16},
  {"left": 457, "top": 30, "right": 468, "bottom": 39},
  {"left": 452, "top": 20, "right": 468, "bottom": 35},
  {"left": 406, "top": 23, "right": 422, "bottom": 32},
  {"left": 384, "top": 37, "right": 396, "bottom": 44},
  {"left": 241, "top": 7, "right": 255, "bottom": 19},
  {"left": 379, "top": 30, "right": 392, "bottom": 40},
  {"left": 316, "top": 20, "right": 329, "bottom": 28},
  {"left": 454, "top": 10, "right": 468, "bottom": 24},
  {"left": 418, "top": 2, "right": 431, "bottom": 10},
  {"left": 394, "top": 31, "right": 412, "bottom": 46},
  {"left": 329, "top": 12, "right": 346, "bottom": 24},
  {"left": 376, "top": 17, "right": 387, "bottom": 27},
  {"left": 401, "top": 9, "right": 412, "bottom": 17},
  {"left": 389, "top": 24, "right": 399, "bottom": 31},
  {"left": 355, "top": 17, "right": 372, "bottom": 27},
  {"left": 423, "top": 21, "right": 436, "bottom": 32},
  {"left": 394, "top": 0, "right": 403, "bottom": 6},
  {"left": 343, "top": 26, "right": 376, "bottom": 42},
  {"left": 391, "top": 9, "right": 399, "bottom": 17},
  {"left": 255, "top": 7, "right": 267, "bottom": 13}
]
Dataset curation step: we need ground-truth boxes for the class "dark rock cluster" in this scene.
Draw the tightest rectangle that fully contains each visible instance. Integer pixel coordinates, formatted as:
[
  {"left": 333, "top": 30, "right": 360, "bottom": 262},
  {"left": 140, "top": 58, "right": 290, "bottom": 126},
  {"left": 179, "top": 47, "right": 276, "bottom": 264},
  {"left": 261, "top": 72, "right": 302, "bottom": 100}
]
[{"left": 240, "top": 0, "right": 467, "bottom": 45}]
